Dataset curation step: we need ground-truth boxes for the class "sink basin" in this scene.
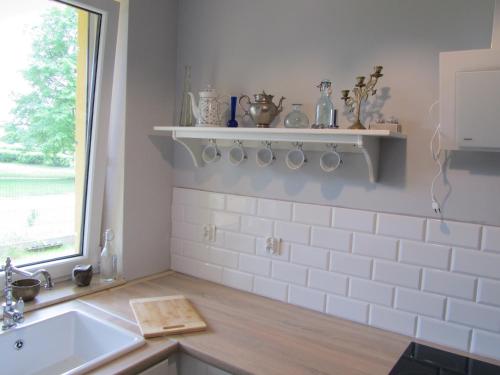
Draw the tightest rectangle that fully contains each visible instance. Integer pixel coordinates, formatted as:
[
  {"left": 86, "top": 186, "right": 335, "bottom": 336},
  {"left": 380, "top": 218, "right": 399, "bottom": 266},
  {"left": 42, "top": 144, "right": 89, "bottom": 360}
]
[{"left": 0, "top": 310, "right": 145, "bottom": 375}]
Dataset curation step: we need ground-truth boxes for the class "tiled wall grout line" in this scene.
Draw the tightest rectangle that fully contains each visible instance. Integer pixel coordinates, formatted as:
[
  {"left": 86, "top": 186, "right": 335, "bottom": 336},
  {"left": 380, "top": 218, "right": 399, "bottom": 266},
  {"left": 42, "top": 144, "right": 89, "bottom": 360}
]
[{"left": 170, "top": 188, "right": 500, "bottom": 361}]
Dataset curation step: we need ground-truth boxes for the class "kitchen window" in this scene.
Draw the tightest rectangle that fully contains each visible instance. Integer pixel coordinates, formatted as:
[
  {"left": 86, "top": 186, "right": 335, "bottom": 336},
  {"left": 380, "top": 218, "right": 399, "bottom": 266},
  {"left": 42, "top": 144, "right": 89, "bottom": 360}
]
[{"left": 0, "top": 0, "right": 119, "bottom": 278}]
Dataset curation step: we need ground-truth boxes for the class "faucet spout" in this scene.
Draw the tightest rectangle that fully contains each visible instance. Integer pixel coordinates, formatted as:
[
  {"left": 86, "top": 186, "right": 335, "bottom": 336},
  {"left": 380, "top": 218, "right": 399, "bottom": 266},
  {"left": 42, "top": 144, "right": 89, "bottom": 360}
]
[{"left": 11, "top": 266, "right": 54, "bottom": 289}]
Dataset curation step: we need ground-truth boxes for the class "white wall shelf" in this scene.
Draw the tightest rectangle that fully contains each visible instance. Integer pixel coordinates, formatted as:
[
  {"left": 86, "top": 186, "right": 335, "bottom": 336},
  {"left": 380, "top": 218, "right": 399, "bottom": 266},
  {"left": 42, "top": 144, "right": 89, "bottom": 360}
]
[{"left": 153, "top": 126, "right": 406, "bottom": 183}]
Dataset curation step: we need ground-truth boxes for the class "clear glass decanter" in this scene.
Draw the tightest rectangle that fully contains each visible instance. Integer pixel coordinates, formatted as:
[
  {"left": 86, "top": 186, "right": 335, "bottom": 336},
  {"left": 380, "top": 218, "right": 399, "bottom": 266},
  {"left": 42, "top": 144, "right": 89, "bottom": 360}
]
[
  {"left": 314, "top": 80, "right": 336, "bottom": 128},
  {"left": 284, "top": 104, "right": 309, "bottom": 128},
  {"left": 179, "top": 65, "right": 194, "bottom": 126},
  {"left": 100, "top": 229, "right": 117, "bottom": 282}
]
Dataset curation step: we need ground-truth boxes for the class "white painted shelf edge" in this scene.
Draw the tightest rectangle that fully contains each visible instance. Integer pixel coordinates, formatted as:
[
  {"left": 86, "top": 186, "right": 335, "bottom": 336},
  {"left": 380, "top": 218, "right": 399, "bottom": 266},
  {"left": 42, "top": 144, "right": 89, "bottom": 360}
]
[{"left": 153, "top": 126, "right": 406, "bottom": 183}]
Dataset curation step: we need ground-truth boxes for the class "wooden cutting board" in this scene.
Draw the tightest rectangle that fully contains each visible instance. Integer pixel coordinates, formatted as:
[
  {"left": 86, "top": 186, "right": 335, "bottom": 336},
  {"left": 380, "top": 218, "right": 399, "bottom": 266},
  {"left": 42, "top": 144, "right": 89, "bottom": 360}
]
[{"left": 129, "top": 295, "right": 207, "bottom": 338}]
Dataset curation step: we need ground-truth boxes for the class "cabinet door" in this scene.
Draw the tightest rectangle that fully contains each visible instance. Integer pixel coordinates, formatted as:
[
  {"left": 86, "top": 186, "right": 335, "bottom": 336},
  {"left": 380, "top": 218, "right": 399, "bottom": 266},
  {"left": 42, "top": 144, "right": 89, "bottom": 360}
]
[
  {"left": 456, "top": 70, "right": 500, "bottom": 149},
  {"left": 140, "top": 357, "right": 178, "bottom": 375}
]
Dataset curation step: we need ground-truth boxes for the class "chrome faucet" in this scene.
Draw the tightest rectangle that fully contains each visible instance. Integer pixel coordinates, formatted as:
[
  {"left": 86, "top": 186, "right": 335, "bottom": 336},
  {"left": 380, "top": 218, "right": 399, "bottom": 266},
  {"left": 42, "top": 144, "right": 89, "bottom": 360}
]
[
  {"left": 1, "top": 257, "right": 54, "bottom": 330},
  {"left": 1, "top": 258, "right": 25, "bottom": 330}
]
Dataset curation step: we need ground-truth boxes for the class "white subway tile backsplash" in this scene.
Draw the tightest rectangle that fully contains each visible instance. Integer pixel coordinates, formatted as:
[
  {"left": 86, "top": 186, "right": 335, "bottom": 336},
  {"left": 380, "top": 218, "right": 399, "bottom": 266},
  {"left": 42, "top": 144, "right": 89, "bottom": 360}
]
[
  {"left": 293, "top": 203, "right": 331, "bottom": 226},
  {"left": 333, "top": 208, "right": 376, "bottom": 233},
  {"left": 173, "top": 254, "right": 222, "bottom": 283},
  {"left": 275, "top": 221, "right": 310, "bottom": 244},
  {"left": 396, "top": 288, "right": 445, "bottom": 319},
  {"left": 226, "top": 195, "right": 257, "bottom": 215},
  {"left": 471, "top": 329, "right": 500, "bottom": 360},
  {"left": 350, "top": 278, "right": 394, "bottom": 306},
  {"left": 200, "top": 191, "right": 225, "bottom": 210},
  {"left": 184, "top": 206, "right": 211, "bottom": 225},
  {"left": 377, "top": 213, "right": 425, "bottom": 241},
  {"left": 198, "top": 263, "right": 223, "bottom": 283},
  {"left": 253, "top": 277, "right": 288, "bottom": 302},
  {"left": 477, "top": 279, "right": 500, "bottom": 307},
  {"left": 308, "top": 269, "right": 348, "bottom": 296},
  {"left": 291, "top": 244, "right": 329, "bottom": 270},
  {"left": 224, "top": 232, "right": 255, "bottom": 254},
  {"left": 272, "top": 261, "right": 308, "bottom": 285},
  {"left": 170, "top": 238, "right": 183, "bottom": 255},
  {"left": 171, "top": 204, "right": 184, "bottom": 222},
  {"left": 172, "top": 188, "right": 500, "bottom": 361},
  {"left": 310, "top": 227, "right": 352, "bottom": 252},
  {"left": 257, "top": 198, "right": 292, "bottom": 221},
  {"left": 172, "top": 221, "right": 203, "bottom": 242},
  {"left": 373, "top": 261, "right": 421, "bottom": 289},
  {"left": 422, "top": 269, "right": 476, "bottom": 300},
  {"left": 427, "top": 219, "right": 481, "bottom": 249},
  {"left": 241, "top": 216, "right": 273, "bottom": 237},
  {"left": 447, "top": 299, "right": 500, "bottom": 332},
  {"left": 326, "top": 295, "right": 369, "bottom": 324},
  {"left": 212, "top": 211, "right": 240, "bottom": 231},
  {"left": 370, "top": 305, "right": 416, "bottom": 336},
  {"left": 239, "top": 254, "right": 271, "bottom": 276},
  {"left": 330, "top": 252, "right": 372, "bottom": 279},
  {"left": 482, "top": 226, "right": 500, "bottom": 253},
  {"left": 400, "top": 241, "right": 450, "bottom": 270},
  {"left": 183, "top": 240, "right": 210, "bottom": 262},
  {"left": 171, "top": 255, "right": 195, "bottom": 276},
  {"left": 222, "top": 269, "right": 253, "bottom": 292},
  {"left": 289, "top": 285, "right": 326, "bottom": 312},
  {"left": 353, "top": 233, "right": 398, "bottom": 260},
  {"left": 209, "top": 247, "right": 239, "bottom": 269},
  {"left": 452, "top": 248, "right": 500, "bottom": 279},
  {"left": 417, "top": 317, "right": 471, "bottom": 351}
]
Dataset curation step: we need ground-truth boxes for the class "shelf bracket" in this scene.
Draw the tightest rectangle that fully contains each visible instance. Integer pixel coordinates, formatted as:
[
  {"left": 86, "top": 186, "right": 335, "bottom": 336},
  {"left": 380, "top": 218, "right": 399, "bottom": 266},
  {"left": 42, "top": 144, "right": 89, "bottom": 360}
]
[
  {"left": 172, "top": 131, "right": 204, "bottom": 167},
  {"left": 358, "top": 136, "right": 380, "bottom": 183}
]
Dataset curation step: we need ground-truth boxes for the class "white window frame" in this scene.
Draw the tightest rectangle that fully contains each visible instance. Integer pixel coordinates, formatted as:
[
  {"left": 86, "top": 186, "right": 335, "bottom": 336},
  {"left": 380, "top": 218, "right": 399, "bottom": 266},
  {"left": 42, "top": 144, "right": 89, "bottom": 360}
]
[{"left": 0, "top": 0, "right": 119, "bottom": 282}]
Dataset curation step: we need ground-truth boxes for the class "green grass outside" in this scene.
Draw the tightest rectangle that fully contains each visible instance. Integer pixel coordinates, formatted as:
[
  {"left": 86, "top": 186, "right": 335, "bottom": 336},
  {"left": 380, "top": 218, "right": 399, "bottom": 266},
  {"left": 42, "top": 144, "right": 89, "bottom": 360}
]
[
  {"left": 0, "top": 161, "right": 78, "bottom": 263},
  {"left": 0, "top": 161, "right": 75, "bottom": 198}
]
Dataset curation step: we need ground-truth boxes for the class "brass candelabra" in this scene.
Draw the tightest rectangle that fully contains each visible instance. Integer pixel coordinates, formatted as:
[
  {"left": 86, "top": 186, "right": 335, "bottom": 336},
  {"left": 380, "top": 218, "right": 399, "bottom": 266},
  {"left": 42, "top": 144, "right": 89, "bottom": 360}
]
[{"left": 341, "top": 66, "right": 384, "bottom": 130}]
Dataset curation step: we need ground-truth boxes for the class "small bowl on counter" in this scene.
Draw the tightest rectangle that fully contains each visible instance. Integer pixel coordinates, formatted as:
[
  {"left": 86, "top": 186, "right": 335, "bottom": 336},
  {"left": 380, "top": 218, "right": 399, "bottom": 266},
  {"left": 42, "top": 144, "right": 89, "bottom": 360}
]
[{"left": 12, "top": 278, "right": 41, "bottom": 302}]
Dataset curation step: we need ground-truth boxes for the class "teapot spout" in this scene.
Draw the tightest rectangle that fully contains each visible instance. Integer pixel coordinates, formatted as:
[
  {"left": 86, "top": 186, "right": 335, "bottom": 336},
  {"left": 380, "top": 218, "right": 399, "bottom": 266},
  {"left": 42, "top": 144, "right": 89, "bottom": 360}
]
[
  {"left": 188, "top": 92, "right": 200, "bottom": 121},
  {"left": 276, "top": 96, "right": 286, "bottom": 113}
]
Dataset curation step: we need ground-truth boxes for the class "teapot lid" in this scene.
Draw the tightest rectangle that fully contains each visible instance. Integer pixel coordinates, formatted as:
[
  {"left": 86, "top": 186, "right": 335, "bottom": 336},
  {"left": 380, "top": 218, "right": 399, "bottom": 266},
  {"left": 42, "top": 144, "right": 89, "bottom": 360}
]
[
  {"left": 254, "top": 91, "right": 273, "bottom": 102},
  {"left": 199, "top": 85, "right": 218, "bottom": 97}
]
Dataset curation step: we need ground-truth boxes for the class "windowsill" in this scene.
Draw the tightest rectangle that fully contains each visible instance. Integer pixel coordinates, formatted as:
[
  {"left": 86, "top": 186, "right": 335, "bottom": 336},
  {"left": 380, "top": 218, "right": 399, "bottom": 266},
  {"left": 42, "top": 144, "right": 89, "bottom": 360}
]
[{"left": 1, "top": 277, "right": 126, "bottom": 315}]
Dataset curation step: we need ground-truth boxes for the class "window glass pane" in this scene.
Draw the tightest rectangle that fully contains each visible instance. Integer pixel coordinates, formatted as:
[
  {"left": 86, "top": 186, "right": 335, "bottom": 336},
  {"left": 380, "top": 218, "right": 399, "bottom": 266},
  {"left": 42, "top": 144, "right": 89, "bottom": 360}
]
[{"left": 0, "top": 0, "right": 100, "bottom": 266}]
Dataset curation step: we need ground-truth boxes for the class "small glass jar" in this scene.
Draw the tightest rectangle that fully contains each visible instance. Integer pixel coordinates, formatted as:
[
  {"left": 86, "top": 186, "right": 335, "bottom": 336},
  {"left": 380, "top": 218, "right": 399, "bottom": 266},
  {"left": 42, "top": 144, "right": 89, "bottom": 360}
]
[{"left": 284, "top": 104, "right": 309, "bottom": 128}]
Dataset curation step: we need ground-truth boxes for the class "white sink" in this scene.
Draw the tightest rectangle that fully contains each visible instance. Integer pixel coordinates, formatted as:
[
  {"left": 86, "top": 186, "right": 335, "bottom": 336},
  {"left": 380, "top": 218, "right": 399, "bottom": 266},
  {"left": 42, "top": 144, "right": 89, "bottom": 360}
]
[{"left": 0, "top": 310, "right": 145, "bottom": 375}]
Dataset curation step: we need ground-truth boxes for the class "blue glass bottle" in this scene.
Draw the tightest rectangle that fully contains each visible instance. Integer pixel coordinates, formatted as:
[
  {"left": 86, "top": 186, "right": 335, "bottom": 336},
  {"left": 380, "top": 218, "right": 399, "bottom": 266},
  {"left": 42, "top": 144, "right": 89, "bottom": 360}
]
[
  {"left": 314, "top": 80, "right": 336, "bottom": 128},
  {"left": 227, "top": 96, "right": 239, "bottom": 127}
]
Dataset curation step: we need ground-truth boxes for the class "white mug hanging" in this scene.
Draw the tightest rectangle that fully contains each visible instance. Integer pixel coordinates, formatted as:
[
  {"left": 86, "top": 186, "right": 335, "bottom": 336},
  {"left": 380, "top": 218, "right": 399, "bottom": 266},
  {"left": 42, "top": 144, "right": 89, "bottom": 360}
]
[
  {"left": 201, "top": 139, "right": 221, "bottom": 164},
  {"left": 285, "top": 143, "right": 307, "bottom": 170},
  {"left": 228, "top": 140, "right": 247, "bottom": 166},
  {"left": 320, "top": 144, "right": 342, "bottom": 172},
  {"left": 256, "top": 141, "right": 276, "bottom": 168}
]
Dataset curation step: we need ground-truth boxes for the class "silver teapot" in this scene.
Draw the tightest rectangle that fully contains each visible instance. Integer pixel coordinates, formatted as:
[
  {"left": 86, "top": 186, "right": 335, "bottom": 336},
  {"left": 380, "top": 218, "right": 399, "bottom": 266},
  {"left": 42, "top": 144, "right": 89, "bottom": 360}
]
[{"left": 239, "top": 91, "right": 285, "bottom": 128}]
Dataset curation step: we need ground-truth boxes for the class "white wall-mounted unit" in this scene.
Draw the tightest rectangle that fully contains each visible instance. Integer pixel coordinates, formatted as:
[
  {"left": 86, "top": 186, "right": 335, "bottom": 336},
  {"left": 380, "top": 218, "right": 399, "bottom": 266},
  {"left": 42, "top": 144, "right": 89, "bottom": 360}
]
[
  {"left": 439, "top": 49, "right": 500, "bottom": 151},
  {"left": 439, "top": 0, "right": 500, "bottom": 151}
]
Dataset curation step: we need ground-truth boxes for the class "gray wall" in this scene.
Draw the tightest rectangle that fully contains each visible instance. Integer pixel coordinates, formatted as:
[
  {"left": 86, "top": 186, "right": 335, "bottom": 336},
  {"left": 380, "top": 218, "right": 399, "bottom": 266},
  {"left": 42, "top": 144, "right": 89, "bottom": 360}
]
[
  {"left": 122, "top": 0, "right": 177, "bottom": 280},
  {"left": 173, "top": 0, "right": 500, "bottom": 226}
]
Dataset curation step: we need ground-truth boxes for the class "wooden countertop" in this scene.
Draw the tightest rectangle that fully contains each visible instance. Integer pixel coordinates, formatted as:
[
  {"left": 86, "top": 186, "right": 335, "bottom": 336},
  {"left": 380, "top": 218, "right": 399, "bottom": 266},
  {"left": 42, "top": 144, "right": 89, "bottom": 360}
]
[{"left": 80, "top": 272, "right": 410, "bottom": 375}]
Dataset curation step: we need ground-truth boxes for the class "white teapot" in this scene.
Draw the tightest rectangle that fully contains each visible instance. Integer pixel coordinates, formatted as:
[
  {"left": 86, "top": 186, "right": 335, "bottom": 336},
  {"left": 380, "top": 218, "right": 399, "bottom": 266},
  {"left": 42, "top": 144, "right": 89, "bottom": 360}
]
[{"left": 188, "top": 86, "right": 227, "bottom": 127}]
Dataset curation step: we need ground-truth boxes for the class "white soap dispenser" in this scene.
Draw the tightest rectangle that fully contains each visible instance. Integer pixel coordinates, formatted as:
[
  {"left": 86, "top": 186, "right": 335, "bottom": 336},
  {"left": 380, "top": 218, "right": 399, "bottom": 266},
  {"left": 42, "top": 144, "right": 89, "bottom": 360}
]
[{"left": 100, "top": 229, "right": 117, "bottom": 282}]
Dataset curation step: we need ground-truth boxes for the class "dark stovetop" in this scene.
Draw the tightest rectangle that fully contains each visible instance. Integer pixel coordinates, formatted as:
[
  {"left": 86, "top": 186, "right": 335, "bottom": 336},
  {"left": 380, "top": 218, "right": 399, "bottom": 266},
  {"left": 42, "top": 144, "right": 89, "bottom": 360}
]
[{"left": 389, "top": 342, "right": 500, "bottom": 375}]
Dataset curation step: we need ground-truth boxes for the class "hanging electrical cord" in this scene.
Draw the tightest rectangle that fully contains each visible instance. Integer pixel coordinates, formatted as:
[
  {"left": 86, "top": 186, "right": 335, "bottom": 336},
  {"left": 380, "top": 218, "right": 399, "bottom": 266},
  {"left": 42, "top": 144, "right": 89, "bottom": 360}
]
[{"left": 429, "top": 100, "right": 443, "bottom": 213}]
